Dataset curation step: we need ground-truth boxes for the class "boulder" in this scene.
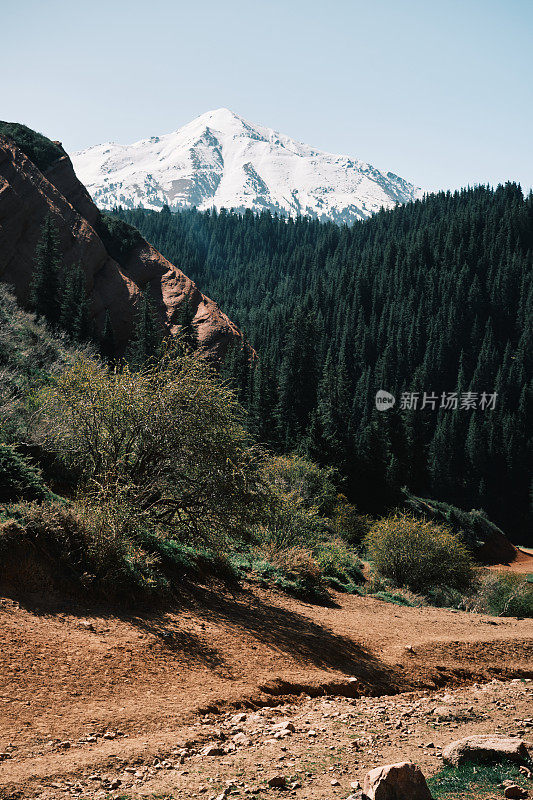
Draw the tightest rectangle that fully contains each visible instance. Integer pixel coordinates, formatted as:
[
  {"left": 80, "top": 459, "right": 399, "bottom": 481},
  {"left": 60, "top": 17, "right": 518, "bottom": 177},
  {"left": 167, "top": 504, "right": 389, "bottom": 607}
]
[
  {"left": 442, "top": 735, "right": 532, "bottom": 766},
  {"left": 362, "top": 761, "right": 432, "bottom": 800}
]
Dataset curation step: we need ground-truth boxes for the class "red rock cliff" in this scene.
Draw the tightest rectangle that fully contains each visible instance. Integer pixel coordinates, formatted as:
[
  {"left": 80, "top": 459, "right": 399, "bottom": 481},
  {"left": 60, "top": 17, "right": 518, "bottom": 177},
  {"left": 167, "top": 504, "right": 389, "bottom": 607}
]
[{"left": 0, "top": 135, "right": 241, "bottom": 357}]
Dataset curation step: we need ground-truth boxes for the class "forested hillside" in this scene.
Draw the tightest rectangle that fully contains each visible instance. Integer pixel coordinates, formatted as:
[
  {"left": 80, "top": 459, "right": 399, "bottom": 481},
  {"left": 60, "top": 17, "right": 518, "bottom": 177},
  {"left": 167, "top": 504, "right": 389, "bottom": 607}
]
[{"left": 113, "top": 185, "right": 533, "bottom": 541}]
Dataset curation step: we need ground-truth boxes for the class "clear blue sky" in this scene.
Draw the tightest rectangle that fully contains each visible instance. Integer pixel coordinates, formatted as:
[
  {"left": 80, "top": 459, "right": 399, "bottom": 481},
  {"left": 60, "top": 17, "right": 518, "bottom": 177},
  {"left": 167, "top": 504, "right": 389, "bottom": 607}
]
[{"left": 3, "top": 0, "right": 532, "bottom": 192}]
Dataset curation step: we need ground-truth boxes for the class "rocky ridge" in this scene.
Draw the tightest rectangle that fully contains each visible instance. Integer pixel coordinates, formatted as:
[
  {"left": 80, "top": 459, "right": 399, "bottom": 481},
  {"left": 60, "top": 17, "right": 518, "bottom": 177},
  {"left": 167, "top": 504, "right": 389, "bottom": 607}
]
[{"left": 0, "top": 132, "right": 241, "bottom": 356}]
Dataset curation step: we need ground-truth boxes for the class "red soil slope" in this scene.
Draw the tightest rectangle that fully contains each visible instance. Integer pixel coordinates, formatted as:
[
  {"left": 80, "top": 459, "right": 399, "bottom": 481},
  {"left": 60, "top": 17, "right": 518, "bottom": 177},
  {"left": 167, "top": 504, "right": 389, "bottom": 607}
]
[{"left": 0, "top": 136, "right": 241, "bottom": 357}]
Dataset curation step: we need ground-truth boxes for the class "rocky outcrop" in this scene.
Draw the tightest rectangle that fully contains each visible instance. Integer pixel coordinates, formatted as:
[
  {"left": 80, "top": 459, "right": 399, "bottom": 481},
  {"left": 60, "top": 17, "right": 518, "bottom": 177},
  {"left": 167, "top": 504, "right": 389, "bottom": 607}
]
[{"left": 0, "top": 134, "right": 241, "bottom": 357}]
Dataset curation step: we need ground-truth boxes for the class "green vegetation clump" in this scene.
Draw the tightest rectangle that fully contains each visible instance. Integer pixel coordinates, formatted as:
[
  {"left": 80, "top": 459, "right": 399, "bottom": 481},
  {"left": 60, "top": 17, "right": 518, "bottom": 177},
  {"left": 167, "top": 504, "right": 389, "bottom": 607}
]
[
  {"left": 242, "top": 454, "right": 365, "bottom": 600},
  {"left": 96, "top": 213, "right": 143, "bottom": 266},
  {"left": 467, "top": 571, "right": 533, "bottom": 617},
  {"left": 0, "top": 445, "right": 50, "bottom": 503},
  {"left": 0, "top": 501, "right": 234, "bottom": 602},
  {"left": 0, "top": 285, "right": 93, "bottom": 443},
  {"left": 363, "top": 511, "right": 475, "bottom": 594},
  {"left": 35, "top": 349, "right": 266, "bottom": 549},
  {"left": 0, "top": 121, "right": 63, "bottom": 171},
  {"left": 404, "top": 492, "right": 508, "bottom": 550},
  {"left": 428, "top": 761, "right": 531, "bottom": 799}
]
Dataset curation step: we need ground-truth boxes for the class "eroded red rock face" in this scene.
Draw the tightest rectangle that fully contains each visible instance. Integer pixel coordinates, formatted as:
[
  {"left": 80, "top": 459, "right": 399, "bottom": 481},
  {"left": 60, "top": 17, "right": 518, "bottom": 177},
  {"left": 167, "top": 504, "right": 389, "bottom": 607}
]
[{"left": 0, "top": 135, "right": 241, "bottom": 357}]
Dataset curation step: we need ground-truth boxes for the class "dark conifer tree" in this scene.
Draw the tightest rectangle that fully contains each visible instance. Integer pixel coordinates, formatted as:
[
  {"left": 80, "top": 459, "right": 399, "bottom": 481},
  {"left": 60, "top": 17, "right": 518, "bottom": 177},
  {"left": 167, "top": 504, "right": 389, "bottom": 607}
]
[
  {"left": 100, "top": 311, "right": 116, "bottom": 364},
  {"left": 126, "top": 292, "right": 163, "bottom": 367},
  {"left": 60, "top": 263, "right": 93, "bottom": 342},
  {"left": 30, "top": 216, "right": 62, "bottom": 325}
]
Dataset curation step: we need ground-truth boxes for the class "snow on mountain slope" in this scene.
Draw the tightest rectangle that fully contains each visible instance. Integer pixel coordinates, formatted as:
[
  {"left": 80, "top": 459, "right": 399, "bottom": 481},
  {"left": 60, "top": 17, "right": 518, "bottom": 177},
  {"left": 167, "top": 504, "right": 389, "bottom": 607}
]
[{"left": 71, "top": 108, "right": 423, "bottom": 224}]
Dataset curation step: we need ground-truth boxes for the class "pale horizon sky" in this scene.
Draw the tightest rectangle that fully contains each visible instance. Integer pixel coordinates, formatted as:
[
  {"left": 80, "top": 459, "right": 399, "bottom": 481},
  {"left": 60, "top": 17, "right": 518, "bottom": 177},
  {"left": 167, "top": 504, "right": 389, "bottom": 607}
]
[{"left": 2, "top": 0, "right": 532, "bottom": 193}]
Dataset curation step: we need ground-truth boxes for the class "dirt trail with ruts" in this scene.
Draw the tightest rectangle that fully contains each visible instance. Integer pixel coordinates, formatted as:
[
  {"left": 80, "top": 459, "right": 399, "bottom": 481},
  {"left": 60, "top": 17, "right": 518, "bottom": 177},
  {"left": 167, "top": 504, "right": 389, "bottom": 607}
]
[{"left": 0, "top": 585, "right": 531, "bottom": 797}]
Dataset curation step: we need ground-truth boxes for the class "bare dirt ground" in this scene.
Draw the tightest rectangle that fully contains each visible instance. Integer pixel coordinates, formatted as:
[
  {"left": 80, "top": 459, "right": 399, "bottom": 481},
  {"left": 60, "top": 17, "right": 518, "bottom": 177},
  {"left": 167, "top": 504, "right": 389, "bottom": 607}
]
[
  {"left": 0, "top": 583, "right": 531, "bottom": 799},
  {"left": 488, "top": 548, "right": 533, "bottom": 573}
]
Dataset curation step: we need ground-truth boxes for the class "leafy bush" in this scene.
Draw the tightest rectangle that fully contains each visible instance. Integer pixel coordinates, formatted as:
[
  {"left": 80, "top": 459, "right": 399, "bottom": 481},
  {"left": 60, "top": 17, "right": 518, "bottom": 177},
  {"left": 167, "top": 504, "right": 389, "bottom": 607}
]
[
  {"left": 467, "top": 571, "right": 533, "bottom": 617},
  {"left": 331, "top": 494, "right": 371, "bottom": 544},
  {"left": 315, "top": 537, "right": 364, "bottom": 589},
  {"left": 240, "top": 459, "right": 365, "bottom": 601},
  {"left": 0, "top": 285, "right": 93, "bottom": 444},
  {"left": 230, "top": 553, "right": 330, "bottom": 603},
  {"left": 260, "top": 454, "right": 338, "bottom": 515},
  {"left": 0, "top": 444, "right": 50, "bottom": 502},
  {"left": 0, "top": 121, "right": 63, "bottom": 171},
  {"left": 34, "top": 349, "right": 266, "bottom": 548},
  {"left": 364, "top": 511, "right": 475, "bottom": 594}
]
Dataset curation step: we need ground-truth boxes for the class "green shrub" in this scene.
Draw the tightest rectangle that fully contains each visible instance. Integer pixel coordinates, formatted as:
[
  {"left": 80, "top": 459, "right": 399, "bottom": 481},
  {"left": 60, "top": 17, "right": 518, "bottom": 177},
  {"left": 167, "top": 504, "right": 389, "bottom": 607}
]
[
  {"left": 331, "top": 495, "right": 371, "bottom": 544},
  {"left": 96, "top": 213, "right": 143, "bottom": 266},
  {"left": 35, "top": 351, "right": 266, "bottom": 549},
  {"left": 230, "top": 553, "right": 330, "bottom": 603},
  {"left": 467, "top": 571, "right": 533, "bottom": 617},
  {"left": 369, "top": 590, "right": 416, "bottom": 607},
  {"left": 0, "top": 444, "right": 50, "bottom": 502},
  {"left": 364, "top": 511, "right": 475, "bottom": 594},
  {"left": 261, "top": 454, "right": 338, "bottom": 515},
  {"left": 0, "top": 121, "right": 63, "bottom": 171},
  {"left": 315, "top": 537, "right": 364, "bottom": 588}
]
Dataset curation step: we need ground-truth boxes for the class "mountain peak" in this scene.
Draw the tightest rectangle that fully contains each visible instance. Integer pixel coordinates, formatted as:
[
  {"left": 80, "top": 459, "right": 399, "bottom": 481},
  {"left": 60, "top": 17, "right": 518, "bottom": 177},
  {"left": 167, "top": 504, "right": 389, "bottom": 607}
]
[{"left": 72, "top": 111, "right": 422, "bottom": 223}]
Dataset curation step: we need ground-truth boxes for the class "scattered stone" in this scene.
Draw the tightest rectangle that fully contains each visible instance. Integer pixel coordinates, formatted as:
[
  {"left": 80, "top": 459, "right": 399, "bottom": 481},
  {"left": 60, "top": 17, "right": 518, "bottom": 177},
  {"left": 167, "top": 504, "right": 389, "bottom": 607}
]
[
  {"left": 203, "top": 746, "right": 225, "bottom": 756},
  {"left": 442, "top": 735, "right": 532, "bottom": 766},
  {"left": 233, "top": 733, "right": 251, "bottom": 746},
  {"left": 504, "top": 785, "right": 528, "bottom": 799},
  {"left": 273, "top": 721, "right": 295, "bottom": 732},
  {"left": 267, "top": 773, "right": 287, "bottom": 788},
  {"left": 362, "top": 761, "right": 432, "bottom": 800}
]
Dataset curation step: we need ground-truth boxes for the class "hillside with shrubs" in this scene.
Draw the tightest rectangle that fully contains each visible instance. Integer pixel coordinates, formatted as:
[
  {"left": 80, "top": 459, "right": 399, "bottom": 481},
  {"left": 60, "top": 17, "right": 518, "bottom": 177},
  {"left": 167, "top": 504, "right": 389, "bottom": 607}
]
[{"left": 0, "top": 284, "right": 531, "bottom": 618}]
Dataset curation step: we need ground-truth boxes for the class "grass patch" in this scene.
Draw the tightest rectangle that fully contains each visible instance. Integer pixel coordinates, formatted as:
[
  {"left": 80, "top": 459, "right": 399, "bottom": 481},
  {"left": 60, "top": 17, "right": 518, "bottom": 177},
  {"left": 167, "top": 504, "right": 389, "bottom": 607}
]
[
  {"left": 368, "top": 590, "right": 416, "bottom": 606},
  {"left": 428, "top": 761, "right": 530, "bottom": 799}
]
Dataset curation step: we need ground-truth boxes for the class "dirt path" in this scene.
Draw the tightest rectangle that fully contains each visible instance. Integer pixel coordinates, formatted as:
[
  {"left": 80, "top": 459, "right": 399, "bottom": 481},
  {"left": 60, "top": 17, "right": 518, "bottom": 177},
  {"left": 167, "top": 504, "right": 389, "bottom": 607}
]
[
  {"left": 488, "top": 548, "right": 533, "bottom": 573},
  {"left": 0, "top": 586, "right": 531, "bottom": 797}
]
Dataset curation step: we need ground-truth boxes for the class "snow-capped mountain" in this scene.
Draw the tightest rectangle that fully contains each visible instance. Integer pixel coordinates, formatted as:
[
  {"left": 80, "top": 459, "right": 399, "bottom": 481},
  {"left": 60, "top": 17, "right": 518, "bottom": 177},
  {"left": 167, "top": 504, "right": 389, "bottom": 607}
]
[{"left": 71, "top": 108, "right": 423, "bottom": 224}]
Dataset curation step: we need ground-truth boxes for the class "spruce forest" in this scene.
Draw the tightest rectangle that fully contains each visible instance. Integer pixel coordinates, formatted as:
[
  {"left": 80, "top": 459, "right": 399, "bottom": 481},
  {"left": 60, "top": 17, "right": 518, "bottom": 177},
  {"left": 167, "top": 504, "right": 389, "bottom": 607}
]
[{"left": 112, "top": 184, "right": 533, "bottom": 542}]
